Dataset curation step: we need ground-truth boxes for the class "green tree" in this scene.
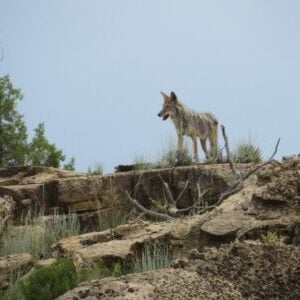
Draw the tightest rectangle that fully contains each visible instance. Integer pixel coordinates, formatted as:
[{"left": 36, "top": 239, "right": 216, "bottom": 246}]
[
  {"left": 0, "top": 75, "right": 28, "bottom": 166},
  {"left": 28, "top": 123, "right": 65, "bottom": 168}
]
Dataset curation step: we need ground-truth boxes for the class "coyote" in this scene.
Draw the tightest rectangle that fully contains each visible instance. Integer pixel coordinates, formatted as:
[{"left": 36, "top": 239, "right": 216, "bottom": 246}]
[{"left": 158, "top": 91, "right": 218, "bottom": 162}]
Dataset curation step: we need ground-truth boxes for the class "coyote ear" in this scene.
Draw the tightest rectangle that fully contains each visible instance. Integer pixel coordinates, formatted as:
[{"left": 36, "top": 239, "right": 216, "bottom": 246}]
[
  {"left": 170, "top": 91, "right": 177, "bottom": 102},
  {"left": 160, "top": 91, "right": 168, "bottom": 98}
]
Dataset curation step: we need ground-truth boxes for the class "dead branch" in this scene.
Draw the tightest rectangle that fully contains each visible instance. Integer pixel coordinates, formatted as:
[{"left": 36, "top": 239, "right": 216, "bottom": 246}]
[
  {"left": 175, "top": 180, "right": 189, "bottom": 204},
  {"left": 159, "top": 175, "right": 175, "bottom": 206},
  {"left": 241, "top": 138, "right": 281, "bottom": 181},
  {"left": 176, "top": 189, "right": 209, "bottom": 213},
  {"left": 208, "top": 137, "right": 281, "bottom": 210},
  {"left": 149, "top": 197, "right": 168, "bottom": 213},
  {"left": 125, "top": 191, "right": 174, "bottom": 221},
  {"left": 129, "top": 211, "right": 146, "bottom": 223},
  {"left": 133, "top": 173, "right": 144, "bottom": 198},
  {"left": 124, "top": 134, "right": 280, "bottom": 222},
  {"left": 221, "top": 125, "right": 238, "bottom": 178},
  {"left": 0, "top": 48, "right": 3, "bottom": 62}
]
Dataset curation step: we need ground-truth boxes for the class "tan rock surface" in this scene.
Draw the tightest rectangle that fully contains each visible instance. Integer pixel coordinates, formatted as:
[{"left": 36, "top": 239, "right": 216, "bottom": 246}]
[
  {"left": 58, "top": 242, "right": 300, "bottom": 300},
  {"left": 52, "top": 158, "right": 300, "bottom": 267},
  {"left": 0, "top": 164, "right": 233, "bottom": 220}
]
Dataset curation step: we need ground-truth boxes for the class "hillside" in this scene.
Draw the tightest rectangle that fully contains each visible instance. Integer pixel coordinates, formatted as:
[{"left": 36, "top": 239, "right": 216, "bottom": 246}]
[{"left": 0, "top": 155, "right": 299, "bottom": 299}]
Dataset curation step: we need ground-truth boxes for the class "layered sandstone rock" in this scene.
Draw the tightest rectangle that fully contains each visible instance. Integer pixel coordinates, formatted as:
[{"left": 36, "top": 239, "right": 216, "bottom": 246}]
[
  {"left": 0, "top": 164, "right": 234, "bottom": 220},
  {"left": 51, "top": 157, "right": 300, "bottom": 266}
]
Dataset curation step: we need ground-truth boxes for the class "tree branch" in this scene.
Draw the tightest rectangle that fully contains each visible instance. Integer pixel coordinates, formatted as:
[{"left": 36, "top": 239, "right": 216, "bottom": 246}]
[
  {"left": 0, "top": 48, "right": 4, "bottom": 62},
  {"left": 221, "top": 125, "right": 237, "bottom": 177},
  {"left": 159, "top": 175, "right": 175, "bottom": 206},
  {"left": 177, "top": 189, "right": 209, "bottom": 213},
  {"left": 241, "top": 138, "right": 281, "bottom": 181},
  {"left": 125, "top": 191, "right": 175, "bottom": 221},
  {"left": 124, "top": 136, "right": 280, "bottom": 221},
  {"left": 175, "top": 180, "right": 189, "bottom": 204}
]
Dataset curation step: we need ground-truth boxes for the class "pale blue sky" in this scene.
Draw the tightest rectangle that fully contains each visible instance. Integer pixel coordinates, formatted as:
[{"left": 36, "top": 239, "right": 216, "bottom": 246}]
[{"left": 1, "top": 1, "right": 299, "bottom": 172}]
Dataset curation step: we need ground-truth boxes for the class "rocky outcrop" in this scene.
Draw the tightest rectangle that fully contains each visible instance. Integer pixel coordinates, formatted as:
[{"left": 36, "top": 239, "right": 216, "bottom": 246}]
[
  {"left": 56, "top": 164, "right": 234, "bottom": 212},
  {"left": 58, "top": 242, "right": 300, "bottom": 300},
  {"left": 1, "top": 157, "right": 300, "bottom": 298},
  {"left": 0, "top": 166, "right": 83, "bottom": 220},
  {"left": 0, "top": 164, "right": 235, "bottom": 222},
  {"left": 51, "top": 157, "right": 300, "bottom": 266},
  {"left": 51, "top": 221, "right": 174, "bottom": 266}
]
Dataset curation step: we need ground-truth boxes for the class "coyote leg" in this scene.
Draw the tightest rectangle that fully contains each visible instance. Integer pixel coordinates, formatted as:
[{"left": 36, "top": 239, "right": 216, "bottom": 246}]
[
  {"left": 208, "top": 126, "right": 218, "bottom": 155},
  {"left": 177, "top": 133, "right": 184, "bottom": 153},
  {"left": 192, "top": 136, "right": 199, "bottom": 162},
  {"left": 200, "top": 138, "right": 209, "bottom": 160}
]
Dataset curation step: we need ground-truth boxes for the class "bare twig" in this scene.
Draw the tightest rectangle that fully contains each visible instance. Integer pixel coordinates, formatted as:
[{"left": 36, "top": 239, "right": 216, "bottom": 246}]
[
  {"left": 129, "top": 211, "right": 146, "bottom": 223},
  {"left": 221, "top": 125, "right": 238, "bottom": 177},
  {"left": 159, "top": 175, "right": 175, "bottom": 205},
  {"left": 175, "top": 180, "right": 189, "bottom": 204},
  {"left": 207, "top": 137, "right": 281, "bottom": 210},
  {"left": 124, "top": 136, "right": 280, "bottom": 222},
  {"left": 241, "top": 138, "right": 281, "bottom": 181},
  {"left": 149, "top": 197, "right": 167, "bottom": 212},
  {"left": 177, "top": 190, "right": 209, "bottom": 213},
  {"left": 133, "top": 173, "right": 144, "bottom": 198},
  {"left": 0, "top": 48, "right": 3, "bottom": 62},
  {"left": 125, "top": 191, "right": 174, "bottom": 221}
]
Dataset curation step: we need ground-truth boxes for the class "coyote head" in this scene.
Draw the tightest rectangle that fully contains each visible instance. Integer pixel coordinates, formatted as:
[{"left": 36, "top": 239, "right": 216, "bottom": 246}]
[{"left": 158, "top": 91, "right": 178, "bottom": 121}]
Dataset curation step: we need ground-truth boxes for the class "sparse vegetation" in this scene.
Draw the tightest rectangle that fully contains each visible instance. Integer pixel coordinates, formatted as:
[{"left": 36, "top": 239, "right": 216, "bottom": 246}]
[
  {"left": 157, "top": 146, "right": 193, "bottom": 167},
  {"left": 260, "top": 231, "right": 278, "bottom": 243},
  {"left": 0, "top": 210, "right": 80, "bottom": 260},
  {"left": 88, "top": 163, "right": 104, "bottom": 175},
  {"left": 0, "top": 240, "right": 172, "bottom": 300},
  {"left": 78, "top": 260, "right": 124, "bottom": 283},
  {"left": 63, "top": 157, "right": 76, "bottom": 171},
  {"left": 131, "top": 241, "right": 172, "bottom": 273},
  {"left": 95, "top": 207, "right": 134, "bottom": 232},
  {"left": 207, "top": 145, "right": 224, "bottom": 162},
  {"left": 79, "top": 240, "right": 172, "bottom": 281},
  {"left": 0, "top": 271, "right": 24, "bottom": 300},
  {"left": 232, "top": 141, "right": 262, "bottom": 163},
  {"left": 132, "top": 154, "right": 153, "bottom": 171}
]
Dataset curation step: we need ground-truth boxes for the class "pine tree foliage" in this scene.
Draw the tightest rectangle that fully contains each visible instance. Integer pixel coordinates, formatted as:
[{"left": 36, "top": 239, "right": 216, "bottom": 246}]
[
  {"left": 0, "top": 75, "right": 28, "bottom": 166},
  {"left": 28, "top": 123, "right": 65, "bottom": 168}
]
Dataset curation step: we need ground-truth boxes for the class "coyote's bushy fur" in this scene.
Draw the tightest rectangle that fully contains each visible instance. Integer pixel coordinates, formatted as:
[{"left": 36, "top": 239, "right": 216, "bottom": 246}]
[{"left": 158, "top": 91, "right": 218, "bottom": 162}]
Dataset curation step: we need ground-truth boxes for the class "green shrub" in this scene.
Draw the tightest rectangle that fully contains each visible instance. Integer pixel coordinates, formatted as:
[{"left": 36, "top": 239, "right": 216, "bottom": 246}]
[
  {"left": 132, "top": 154, "right": 153, "bottom": 171},
  {"left": 0, "top": 211, "right": 80, "bottom": 261},
  {"left": 260, "top": 231, "right": 278, "bottom": 243},
  {"left": 79, "top": 241, "right": 172, "bottom": 280},
  {"left": 207, "top": 145, "right": 223, "bottom": 162},
  {"left": 78, "top": 260, "right": 124, "bottom": 282},
  {"left": 158, "top": 147, "right": 193, "bottom": 167},
  {"left": 232, "top": 142, "right": 262, "bottom": 163},
  {"left": 21, "top": 259, "right": 77, "bottom": 300},
  {"left": 0, "top": 271, "right": 24, "bottom": 300},
  {"left": 95, "top": 207, "right": 133, "bottom": 232},
  {"left": 88, "top": 163, "right": 104, "bottom": 175}
]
